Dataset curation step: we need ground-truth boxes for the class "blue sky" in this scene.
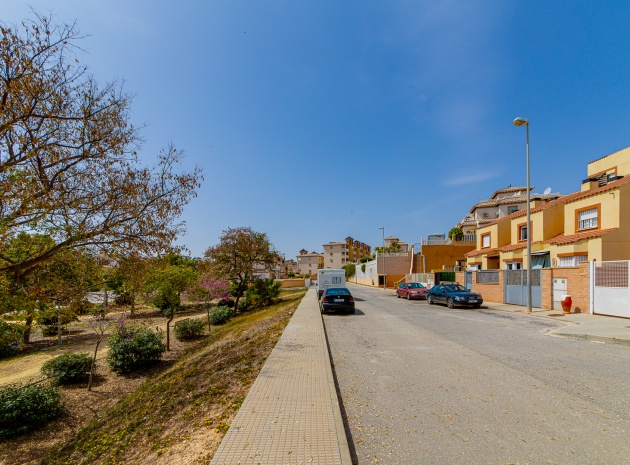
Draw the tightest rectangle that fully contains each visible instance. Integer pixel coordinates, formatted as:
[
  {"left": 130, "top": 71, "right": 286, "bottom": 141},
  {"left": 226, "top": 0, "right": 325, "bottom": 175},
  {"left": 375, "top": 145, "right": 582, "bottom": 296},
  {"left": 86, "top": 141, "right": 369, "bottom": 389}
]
[{"left": 4, "top": 1, "right": 630, "bottom": 259}]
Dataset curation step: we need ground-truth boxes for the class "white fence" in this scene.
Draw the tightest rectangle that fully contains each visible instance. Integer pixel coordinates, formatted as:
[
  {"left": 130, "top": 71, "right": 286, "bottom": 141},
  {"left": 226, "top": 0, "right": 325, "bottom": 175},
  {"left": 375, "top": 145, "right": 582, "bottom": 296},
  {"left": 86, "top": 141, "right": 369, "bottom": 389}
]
[{"left": 590, "top": 260, "right": 630, "bottom": 318}]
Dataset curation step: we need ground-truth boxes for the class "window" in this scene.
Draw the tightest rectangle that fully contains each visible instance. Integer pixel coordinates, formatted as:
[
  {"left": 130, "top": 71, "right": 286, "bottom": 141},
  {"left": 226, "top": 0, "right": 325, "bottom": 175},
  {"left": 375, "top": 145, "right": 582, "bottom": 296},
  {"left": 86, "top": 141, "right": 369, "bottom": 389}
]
[
  {"left": 469, "top": 264, "right": 480, "bottom": 271},
  {"left": 519, "top": 224, "right": 528, "bottom": 241},
  {"left": 558, "top": 255, "right": 587, "bottom": 267},
  {"left": 505, "top": 261, "right": 522, "bottom": 270},
  {"left": 481, "top": 233, "right": 490, "bottom": 248},
  {"left": 508, "top": 205, "right": 518, "bottom": 214},
  {"left": 577, "top": 206, "right": 599, "bottom": 231}
]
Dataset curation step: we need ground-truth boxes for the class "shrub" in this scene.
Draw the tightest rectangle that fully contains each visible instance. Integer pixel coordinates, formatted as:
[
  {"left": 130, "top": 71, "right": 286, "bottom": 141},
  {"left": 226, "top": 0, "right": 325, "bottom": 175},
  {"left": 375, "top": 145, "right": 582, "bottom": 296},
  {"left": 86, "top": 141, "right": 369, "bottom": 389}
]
[
  {"left": 361, "top": 264, "right": 366, "bottom": 273},
  {"left": 237, "top": 298, "right": 252, "bottom": 313},
  {"left": 41, "top": 352, "right": 92, "bottom": 384},
  {"left": 209, "top": 305, "right": 233, "bottom": 325},
  {"left": 224, "top": 298, "right": 235, "bottom": 308},
  {"left": 107, "top": 323, "right": 166, "bottom": 373},
  {"left": 173, "top": 318, "right": 205, "bottom": 340},
  {"left": 245, "top": 278, "right": 281, "bottom": 308},
  {"left": 0, "top": 320, "right": 23, "bottom": 359},
  {"left": 342, "top": 264, "right": 356, "bottom": 278},
  {"left": 0, "top": 383, "right": 63, "bottom": 438}
]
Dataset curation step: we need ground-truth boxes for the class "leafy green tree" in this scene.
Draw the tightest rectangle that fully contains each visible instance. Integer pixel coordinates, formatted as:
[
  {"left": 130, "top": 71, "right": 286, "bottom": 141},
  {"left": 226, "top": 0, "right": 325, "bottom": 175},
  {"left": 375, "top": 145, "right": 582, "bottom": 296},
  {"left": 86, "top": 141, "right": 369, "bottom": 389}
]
[
  {"left": 448, "top": 227, "right": 464, "bottom": 241},
  {"left": 204, "top": 227, "right": 281, "bottom": 311},
  {"left": 144, "top": 255, "right": 198, "bottom": 350},
  {"left": 0, "top": 233, "right": 99, "bottom": 343}
]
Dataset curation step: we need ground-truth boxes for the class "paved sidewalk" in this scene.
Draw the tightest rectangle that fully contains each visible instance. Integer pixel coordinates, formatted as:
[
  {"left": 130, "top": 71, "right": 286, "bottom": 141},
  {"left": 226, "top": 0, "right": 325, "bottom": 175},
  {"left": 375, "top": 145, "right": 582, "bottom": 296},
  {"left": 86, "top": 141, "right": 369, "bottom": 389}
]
[
  {"left": 210, "top": 288, "right": 351, "bottom": 465},
  {"left": 482, "top": 301, "right": 630, "bottom": 346}
]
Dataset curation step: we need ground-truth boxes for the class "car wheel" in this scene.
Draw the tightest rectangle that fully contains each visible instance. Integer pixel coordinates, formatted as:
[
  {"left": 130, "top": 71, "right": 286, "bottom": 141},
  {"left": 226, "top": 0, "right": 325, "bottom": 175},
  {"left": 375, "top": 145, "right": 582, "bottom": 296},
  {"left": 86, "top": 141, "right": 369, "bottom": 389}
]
[
  {"left": 397, "top": 292, "right": 400, "bottom": 298},
  {"left": 406, "top": 293, "right": 411, "bottom": 300},
  {"left": 447, "top": 298, "right": 455, "bottom": 309},
  {"left": 427, "top": 295, "right": 433, "bottom": 305},
  {"left": 473, "top": 303, "right": 481, "bottom": 308}
]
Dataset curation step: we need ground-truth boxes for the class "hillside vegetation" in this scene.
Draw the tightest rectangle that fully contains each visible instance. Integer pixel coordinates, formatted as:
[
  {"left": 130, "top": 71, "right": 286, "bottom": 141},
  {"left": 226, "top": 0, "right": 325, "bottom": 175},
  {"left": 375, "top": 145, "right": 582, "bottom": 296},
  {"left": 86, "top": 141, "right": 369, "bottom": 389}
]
[{"left": 0, "top": 290, "right": 306, "bottom": 465}]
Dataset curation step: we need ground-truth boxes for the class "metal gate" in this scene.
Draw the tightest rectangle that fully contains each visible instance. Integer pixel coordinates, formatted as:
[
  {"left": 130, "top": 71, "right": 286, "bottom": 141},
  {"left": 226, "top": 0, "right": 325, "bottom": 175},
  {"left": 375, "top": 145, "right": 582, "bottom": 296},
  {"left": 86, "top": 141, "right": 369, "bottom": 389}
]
[
  {"left": 591, "top": 260, "right": 630, "bottom": 318},
  {"left": 504, "top": 269, "right": 542, "bottom": 308},
  {"left": 464, "top": 271, "right": 473, "bottom": 291}
]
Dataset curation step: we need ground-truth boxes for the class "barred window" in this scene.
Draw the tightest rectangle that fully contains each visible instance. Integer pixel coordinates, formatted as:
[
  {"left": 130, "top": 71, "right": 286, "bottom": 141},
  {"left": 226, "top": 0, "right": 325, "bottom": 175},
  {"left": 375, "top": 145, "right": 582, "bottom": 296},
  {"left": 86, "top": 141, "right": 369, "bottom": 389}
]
[{"left": 578, "top": 208, "right": 598, "bottom": 230}]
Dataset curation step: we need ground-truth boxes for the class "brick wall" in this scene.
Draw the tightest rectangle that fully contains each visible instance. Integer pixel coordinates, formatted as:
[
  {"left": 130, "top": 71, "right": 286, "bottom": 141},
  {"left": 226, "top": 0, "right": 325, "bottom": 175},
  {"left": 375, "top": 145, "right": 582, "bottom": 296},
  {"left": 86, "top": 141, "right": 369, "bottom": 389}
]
[
  {"left": 472, "top": 271, "right": 504, "bottom": 304},
  {"left": 542, "top": 263, "right": 590, "bottom": 313}
]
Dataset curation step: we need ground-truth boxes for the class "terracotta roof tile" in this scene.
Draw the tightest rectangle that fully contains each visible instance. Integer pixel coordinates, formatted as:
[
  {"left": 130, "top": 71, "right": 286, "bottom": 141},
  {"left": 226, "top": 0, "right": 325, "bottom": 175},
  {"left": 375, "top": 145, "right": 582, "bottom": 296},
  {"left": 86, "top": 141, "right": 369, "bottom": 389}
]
[
  {"left": 478, "top": 176, "right": 630, "bottom": 230},
  {"left": 545, "top": 228, "right": 617, "bottom": 245},
  {"left": 498, "top": 241, "right": 544, "bottom": 252},
  {"left": 465, "top": 248, "right": 497, "bottom": 258}
]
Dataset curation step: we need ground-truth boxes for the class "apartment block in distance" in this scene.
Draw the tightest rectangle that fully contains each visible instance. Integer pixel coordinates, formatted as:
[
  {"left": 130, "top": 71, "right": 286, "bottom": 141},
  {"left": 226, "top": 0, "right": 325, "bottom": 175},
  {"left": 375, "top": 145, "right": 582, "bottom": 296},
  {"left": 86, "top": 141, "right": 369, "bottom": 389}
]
[
  {"left": 345, "top": 236, "right": 372, "bottom": 263},
  {"left": 296, "top": 249, "right": 323, "bottom": 276},
  {"left": 322, "top": 241, "right": 349, "bottom": 268}
]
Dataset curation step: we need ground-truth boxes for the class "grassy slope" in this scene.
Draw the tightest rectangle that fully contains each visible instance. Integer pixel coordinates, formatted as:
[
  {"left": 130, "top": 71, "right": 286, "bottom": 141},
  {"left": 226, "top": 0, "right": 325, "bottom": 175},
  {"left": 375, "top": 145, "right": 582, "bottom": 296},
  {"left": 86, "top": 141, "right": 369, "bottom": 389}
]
[{"left": 43, "top": 291, "right": 306, "bottom": 465}]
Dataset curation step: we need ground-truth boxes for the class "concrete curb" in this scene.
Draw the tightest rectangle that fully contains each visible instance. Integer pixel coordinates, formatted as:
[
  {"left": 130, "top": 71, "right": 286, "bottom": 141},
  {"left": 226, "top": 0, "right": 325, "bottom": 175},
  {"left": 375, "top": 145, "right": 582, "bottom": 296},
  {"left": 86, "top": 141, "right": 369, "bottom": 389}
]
[{"left": 318, "top": 301, "right": 353, "bottom": 465}]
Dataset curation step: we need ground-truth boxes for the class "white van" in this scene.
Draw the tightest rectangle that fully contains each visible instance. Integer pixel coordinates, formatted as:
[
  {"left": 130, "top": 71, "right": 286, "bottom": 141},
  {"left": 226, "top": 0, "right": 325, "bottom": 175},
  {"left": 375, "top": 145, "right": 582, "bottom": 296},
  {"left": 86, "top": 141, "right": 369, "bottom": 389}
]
[{"left": 317, "top": 269, "right": 346, "bottom": 300}]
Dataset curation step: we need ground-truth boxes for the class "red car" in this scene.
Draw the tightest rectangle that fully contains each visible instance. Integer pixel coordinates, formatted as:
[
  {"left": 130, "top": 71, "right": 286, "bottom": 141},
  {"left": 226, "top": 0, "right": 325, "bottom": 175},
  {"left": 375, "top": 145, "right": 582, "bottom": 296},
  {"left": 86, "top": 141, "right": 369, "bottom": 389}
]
[{"left": 396, "top": 282, "right": 427, "bottom": 300}]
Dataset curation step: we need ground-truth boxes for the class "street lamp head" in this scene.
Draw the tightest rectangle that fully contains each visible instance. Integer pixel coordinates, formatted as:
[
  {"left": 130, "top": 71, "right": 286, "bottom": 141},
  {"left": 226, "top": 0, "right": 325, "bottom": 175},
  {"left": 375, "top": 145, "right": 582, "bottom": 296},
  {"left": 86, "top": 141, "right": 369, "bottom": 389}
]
[{"left": 512, "top": 117, "right": 529, "bottom": 127}]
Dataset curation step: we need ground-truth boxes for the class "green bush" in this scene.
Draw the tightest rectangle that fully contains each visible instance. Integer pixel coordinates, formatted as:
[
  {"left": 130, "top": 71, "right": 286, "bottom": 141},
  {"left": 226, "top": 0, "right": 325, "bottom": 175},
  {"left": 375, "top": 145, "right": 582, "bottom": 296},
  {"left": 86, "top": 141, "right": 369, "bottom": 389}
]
[
  {"left": 0, "top": 320, "right": 23, "bottom": 359},
  {"left": 361, "top": 264, "right": 366, "bottom": 273},
  {"left": 41, "top": 352, "right": 92, "bottom": 384},
  {"left": 107, "top": 323, "right": 166, "bottom": 373},
  {"left": 173, "top": 318, "right": 205, "bottom": 340},
  {"left": 0, "top": 383, "right": 63, "bottom": 438},
  {"left": 245, "top": 278, "right": 281, "bottom": 308},
  {"left": 209, "top": 305, "right": 233, "bottom": 325},
  {"left": 342, "top": 264, "right": 356, "bottom": 278},
  {"left": 237, "top": 298, "right": 252, "bottom": 313}
]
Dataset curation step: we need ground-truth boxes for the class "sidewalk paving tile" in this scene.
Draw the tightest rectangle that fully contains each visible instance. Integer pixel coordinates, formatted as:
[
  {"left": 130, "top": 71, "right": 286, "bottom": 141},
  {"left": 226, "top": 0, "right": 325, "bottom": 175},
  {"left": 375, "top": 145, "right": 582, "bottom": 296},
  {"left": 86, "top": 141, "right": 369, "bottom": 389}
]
[{"left": 210, "top": 289, "right": 351, "bottom": 465}]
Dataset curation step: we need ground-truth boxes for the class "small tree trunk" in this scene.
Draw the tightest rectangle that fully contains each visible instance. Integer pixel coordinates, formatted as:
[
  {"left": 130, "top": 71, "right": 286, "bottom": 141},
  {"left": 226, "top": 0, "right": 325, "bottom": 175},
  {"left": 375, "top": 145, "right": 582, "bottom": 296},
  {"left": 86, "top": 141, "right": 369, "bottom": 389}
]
[
  {"left": 166, "top": 312, "right": 174, "bottom": 351},
  {"left": 88, "top": 336, "right": 103, "bottom": 391},
  {"left": 206, "top": 307, "right": 212, "bottom": 331},
  {"left": 23, "top": 314, "right": 33, "bottom": 344}
]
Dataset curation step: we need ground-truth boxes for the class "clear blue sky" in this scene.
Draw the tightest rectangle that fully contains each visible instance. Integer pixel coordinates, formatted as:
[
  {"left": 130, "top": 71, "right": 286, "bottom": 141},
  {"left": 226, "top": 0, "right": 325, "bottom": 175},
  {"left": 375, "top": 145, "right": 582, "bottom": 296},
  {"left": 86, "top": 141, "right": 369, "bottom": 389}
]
[{"left": 5, "top": 1, "right": 630, "bottom": 259}]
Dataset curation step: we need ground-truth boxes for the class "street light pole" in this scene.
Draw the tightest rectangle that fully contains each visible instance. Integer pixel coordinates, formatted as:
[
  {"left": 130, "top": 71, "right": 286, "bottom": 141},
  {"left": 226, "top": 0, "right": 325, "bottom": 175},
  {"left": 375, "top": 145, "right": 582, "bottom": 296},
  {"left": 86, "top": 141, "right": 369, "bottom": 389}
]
[
  {"left": 378, "top": 227, "right": 385, "bottom": 290},
  {"left": 512, "top": 117, "right": 532, "bottom": 312}
]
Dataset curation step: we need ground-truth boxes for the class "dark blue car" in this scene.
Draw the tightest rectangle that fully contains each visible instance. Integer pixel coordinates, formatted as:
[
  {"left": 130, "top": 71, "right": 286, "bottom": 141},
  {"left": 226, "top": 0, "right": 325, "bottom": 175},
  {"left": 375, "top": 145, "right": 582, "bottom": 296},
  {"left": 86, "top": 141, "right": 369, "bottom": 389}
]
[{"left": 426, "top": 284, "right": 483, "bottom": 309}]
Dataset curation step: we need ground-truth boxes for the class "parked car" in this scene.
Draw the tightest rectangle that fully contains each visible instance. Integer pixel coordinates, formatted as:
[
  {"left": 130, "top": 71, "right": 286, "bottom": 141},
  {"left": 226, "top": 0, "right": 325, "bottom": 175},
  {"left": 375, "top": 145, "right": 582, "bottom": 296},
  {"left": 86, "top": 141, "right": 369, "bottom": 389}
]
[
  {"left": 320, "top": 287, "right": 355, "bottom": 314},
  {"left": 396, "top": 282, "right": 427, "bottom": 300},
  {"left": 426, "top": 284, "right": 483, "bottom": 308}
]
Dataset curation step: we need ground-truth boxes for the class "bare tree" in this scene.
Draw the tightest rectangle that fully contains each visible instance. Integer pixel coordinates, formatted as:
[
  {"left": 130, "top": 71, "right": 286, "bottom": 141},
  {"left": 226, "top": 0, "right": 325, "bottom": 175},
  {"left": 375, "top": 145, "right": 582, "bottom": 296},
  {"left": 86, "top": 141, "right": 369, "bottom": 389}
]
[
  {"left": 0, "top": 12, "right": 202, "bottom": 292},
  {"left": 86, "top": 310, "right": 113, "bottom": 391}
]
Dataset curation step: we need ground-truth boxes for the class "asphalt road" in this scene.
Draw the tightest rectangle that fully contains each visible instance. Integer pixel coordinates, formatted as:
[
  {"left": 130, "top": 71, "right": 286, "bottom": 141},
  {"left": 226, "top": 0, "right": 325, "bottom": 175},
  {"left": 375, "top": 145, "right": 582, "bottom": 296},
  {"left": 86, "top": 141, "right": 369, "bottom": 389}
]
[{"left": 324, "top": 284, "right": 630, "bottom": 465}]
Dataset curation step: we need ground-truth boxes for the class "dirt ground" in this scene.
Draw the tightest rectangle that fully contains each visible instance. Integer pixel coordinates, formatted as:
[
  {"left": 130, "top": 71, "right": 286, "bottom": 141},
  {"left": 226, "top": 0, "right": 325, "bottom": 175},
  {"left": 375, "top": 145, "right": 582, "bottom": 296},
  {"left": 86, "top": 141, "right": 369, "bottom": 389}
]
[{"left": 0, "top": 307, "right": 208, "bottom": 387}]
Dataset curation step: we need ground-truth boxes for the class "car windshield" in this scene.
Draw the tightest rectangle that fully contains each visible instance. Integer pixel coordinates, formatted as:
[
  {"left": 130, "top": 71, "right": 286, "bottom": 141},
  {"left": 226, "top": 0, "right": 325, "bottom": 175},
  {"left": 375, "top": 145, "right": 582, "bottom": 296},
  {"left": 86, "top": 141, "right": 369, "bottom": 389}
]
[
  {"left": 408, "top": 283, "right": 424, "bottom": 289},
  {"left": 444, "top": 284, "right": 467, "bottom": 292},
  {"left": 326, "top": 288, "right": 351, "bottom": 296}
]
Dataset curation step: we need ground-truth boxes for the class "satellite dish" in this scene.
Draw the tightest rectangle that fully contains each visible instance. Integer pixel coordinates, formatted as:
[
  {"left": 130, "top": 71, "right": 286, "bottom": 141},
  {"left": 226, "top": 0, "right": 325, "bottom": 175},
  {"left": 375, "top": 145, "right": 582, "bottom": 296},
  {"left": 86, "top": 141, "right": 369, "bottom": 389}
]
[{"left": 544, "top": 187, "right": 552, "bottom": 195}]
